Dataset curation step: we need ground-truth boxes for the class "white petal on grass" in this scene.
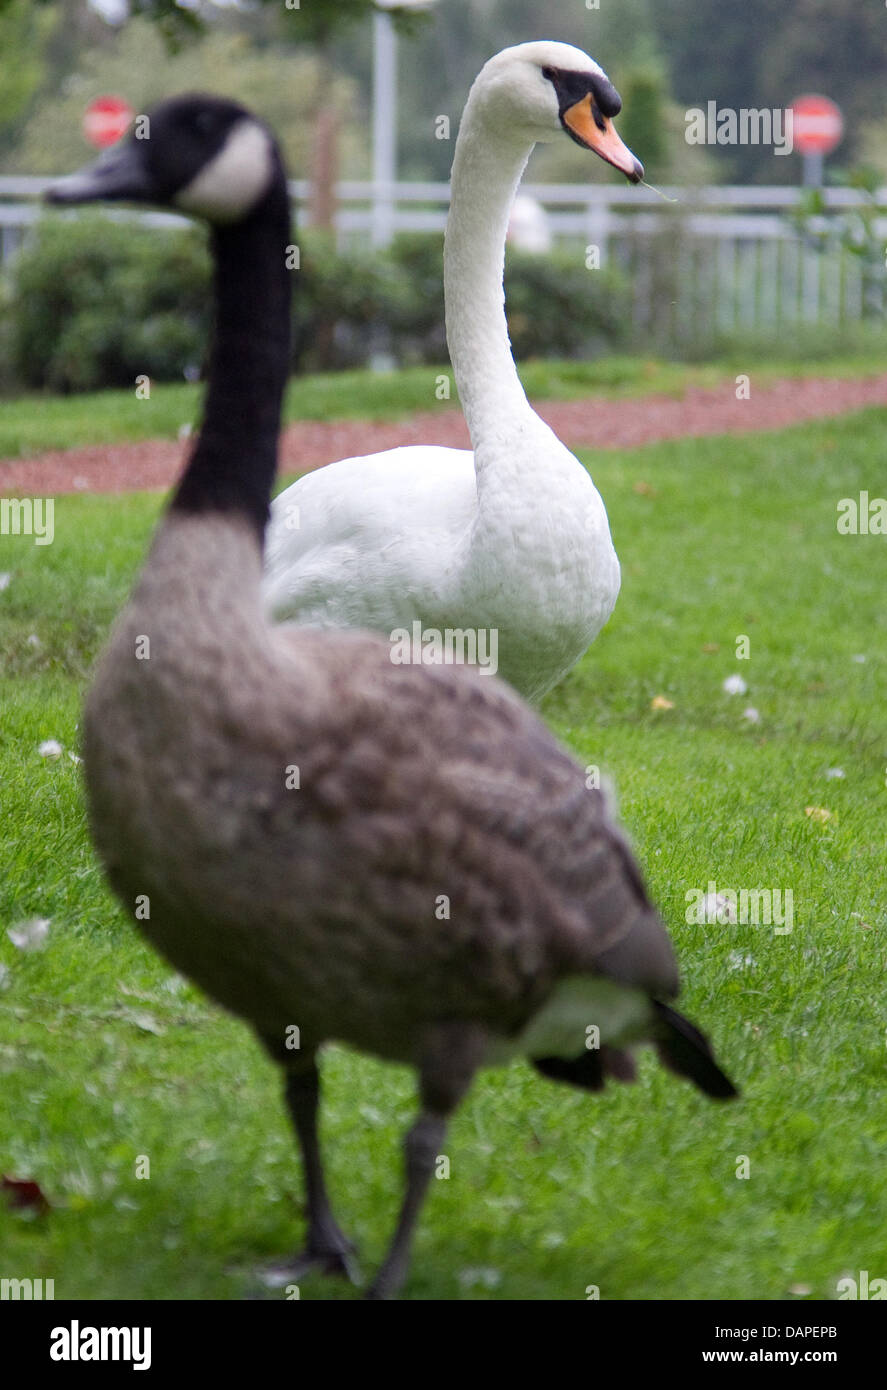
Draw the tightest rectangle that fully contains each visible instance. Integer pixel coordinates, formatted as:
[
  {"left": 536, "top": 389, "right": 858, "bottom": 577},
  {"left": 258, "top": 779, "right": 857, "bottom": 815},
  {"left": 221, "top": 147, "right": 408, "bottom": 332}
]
[
  {"left": 728, "top": 951, "right": 756, "bottom": 971},
  {"left": 701, "top": 892, "right": 737, "bottom": 925},
  {"left": 27, "top": 634, "right": 41, "bottom": 648},
  {"left": 68, "top": 752, "right": 83, "bottom": 765},
  {"left": 0, "top": 573, "right": 11, "bottom": 592},
  {"left": 255, "top": 1265, "right": 294, "bottom": 1290},
  {"left": 38, "top": 739, "right": 63, "bottom": 758},
  {"left": 851, "top": 654, "right": 867, "bottom": 664},
  {"left": 8, "top": 917, "right": 50, "bottom": 951},
  {"left": 458, "top": 1266, "right": 502, "bottom": 1291},
  {"left": 722, "top": 674, "right": 748, "bottom": 695},
  {"left": 825, "top": 767, "right": 845, "bottom": 779},
  {"left": 742, "top": 707, "right": 760, "bottom": 723},
  {"left": 119, "top": 1008, "right": 165, "bottom": 1036}
]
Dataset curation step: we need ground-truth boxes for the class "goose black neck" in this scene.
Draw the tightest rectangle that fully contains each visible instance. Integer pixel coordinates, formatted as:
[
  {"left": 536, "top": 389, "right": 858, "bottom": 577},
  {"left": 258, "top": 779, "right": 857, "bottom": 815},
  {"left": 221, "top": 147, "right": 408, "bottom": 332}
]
[{"left": 170, "top": 180, "right": 292, "bottom": 546}]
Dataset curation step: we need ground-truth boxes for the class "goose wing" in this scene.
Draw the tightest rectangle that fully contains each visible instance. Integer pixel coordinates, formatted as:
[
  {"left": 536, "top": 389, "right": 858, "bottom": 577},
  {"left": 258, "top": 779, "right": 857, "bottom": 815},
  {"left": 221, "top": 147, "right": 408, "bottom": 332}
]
[{"left": 267, "top": 627, "right": 679, "bottom": 1027}]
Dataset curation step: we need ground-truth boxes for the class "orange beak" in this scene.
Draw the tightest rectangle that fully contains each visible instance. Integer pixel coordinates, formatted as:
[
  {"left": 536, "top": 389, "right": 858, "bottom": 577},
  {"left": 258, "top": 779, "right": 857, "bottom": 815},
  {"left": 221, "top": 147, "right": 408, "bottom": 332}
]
[{"left": 563, "top": 94, "right": 644, "bottom": 183}]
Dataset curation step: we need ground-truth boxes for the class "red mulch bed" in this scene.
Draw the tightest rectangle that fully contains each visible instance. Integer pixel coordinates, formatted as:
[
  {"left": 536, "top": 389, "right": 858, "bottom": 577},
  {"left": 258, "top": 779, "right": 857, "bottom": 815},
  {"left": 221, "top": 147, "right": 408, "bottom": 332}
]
[{"left": 2, "top": 373, "right": 886, "bottom": 495}]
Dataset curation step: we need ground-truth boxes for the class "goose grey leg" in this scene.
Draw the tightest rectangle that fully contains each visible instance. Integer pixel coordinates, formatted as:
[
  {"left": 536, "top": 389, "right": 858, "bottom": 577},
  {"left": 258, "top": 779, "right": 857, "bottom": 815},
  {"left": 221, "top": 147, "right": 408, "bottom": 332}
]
[
  {"left": 366, "top": 1107, "right": 448, "bottom": 1300},
  {"left": 282, "top": 1063, "right": 359, "bottom": 1280},
  {"left": 366, "top": 1023, "right": 485, "bottom": 1300},
  {"left": 255, "top": 1035, "right": 359, "bottom": 1287}
]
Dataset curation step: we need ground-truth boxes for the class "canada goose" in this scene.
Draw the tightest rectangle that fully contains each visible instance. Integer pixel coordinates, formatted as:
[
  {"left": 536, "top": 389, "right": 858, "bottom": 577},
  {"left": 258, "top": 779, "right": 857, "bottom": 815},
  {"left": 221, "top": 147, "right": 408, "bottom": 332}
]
[
  {"left": 263, "top": 41, "right": 643, "bottom": 704},
  {"left": 48, "top": 93, "right": 735, "bottom": 1301}
]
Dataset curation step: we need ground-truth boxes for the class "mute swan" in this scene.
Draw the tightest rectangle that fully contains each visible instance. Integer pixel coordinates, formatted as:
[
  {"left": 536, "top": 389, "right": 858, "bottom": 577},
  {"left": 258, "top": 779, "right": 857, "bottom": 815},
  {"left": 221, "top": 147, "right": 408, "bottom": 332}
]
[
  {"left": 264, "top": 41, "right": 643, "bottom": 703},
  {"left": 49, "top": 94, "right": 734, "bottom": 1300}
]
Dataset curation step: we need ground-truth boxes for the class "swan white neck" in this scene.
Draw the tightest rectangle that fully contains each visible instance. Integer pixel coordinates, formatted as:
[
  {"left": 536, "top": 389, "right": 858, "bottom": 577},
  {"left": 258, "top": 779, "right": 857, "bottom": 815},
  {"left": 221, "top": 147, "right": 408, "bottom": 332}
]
[{"left": 444, "top": 100, "right": 538, "bottom": 448}]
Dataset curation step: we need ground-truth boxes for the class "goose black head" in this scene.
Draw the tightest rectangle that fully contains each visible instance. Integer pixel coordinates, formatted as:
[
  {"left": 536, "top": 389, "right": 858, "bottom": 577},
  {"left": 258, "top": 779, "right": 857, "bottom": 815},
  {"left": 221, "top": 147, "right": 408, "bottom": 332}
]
[{"left": 46, "top": 94, "right": 283, "bottom": 224}]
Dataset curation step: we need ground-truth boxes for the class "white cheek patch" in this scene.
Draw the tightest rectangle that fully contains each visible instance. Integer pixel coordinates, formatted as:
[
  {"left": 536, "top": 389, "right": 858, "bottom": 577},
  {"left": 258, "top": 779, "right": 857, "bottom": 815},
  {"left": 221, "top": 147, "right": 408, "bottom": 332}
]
[
  {"left": 487, "top": 976, "right": 652, "bottom": 1065},
  {"left": 174, "top": 119, "right": 275, "bottom": 223}
]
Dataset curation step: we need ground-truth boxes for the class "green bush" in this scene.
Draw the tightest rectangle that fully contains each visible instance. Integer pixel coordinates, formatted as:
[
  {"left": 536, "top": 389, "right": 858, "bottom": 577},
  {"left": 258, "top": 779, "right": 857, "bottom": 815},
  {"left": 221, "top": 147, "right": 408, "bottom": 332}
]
[
  {"left": 292, "top": 232, "right": 392, "bottom": 372},
  {"left": 296, "top": 232, "right": 630, "bottom": 371},
  {"left": 292, "top": 233, "right": 447, "bottom": 371},
  {"left": 505, "top": 246, "right": 630, "bottom": 359},
  {"left": 7, "top": 213, "right": 211, "bottom": 392},
  {"left": 385, "top": 234, "right": 447, "bottom": 362},
  {"left": 1, "top": 214, "right": 631, "bottom": 393}
]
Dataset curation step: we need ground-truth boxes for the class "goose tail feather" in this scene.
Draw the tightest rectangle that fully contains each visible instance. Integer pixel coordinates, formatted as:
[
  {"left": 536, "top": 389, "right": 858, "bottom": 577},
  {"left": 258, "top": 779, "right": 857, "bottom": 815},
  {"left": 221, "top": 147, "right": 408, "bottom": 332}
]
[{"left": 652, "top": 1000, "right": 738, "bottom": 1100}]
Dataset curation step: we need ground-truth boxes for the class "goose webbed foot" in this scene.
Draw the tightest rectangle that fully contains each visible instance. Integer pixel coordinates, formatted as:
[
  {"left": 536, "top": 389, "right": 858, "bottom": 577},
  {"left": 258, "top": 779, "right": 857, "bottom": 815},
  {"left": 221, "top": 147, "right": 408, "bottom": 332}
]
[
  {"left": 299, "top": 1222, "right": 361, "bottom": 1282},
  {"left": 261, "top": 1224, "right": 362, "bottom": 1287}
]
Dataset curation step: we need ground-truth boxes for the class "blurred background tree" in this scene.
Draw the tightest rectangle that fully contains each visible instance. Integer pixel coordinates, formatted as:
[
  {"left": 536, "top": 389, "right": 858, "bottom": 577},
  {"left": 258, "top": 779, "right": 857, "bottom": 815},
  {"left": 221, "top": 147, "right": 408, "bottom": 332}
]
[
  {"left": 655, "top": 0, "right": 887, "bottom": 182},
  {"left": 1, "top": 0, "right": 882, "bottom": 188},
  {"left": 0, "top": 0, "right": 59, "bottom": 161},
  {"left": 3, "top": 17, "right": 368, "bottom": 182}
]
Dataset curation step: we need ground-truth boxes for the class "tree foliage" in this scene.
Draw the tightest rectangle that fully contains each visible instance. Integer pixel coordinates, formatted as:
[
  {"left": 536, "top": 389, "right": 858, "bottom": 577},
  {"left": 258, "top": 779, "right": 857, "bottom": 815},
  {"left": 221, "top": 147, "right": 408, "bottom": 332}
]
[
  {"left": 3, "top": 19, "right": 367, "bottom": 177},
  {"left": 653, "top": 0, "right": 887, "bottom": 179},
  {"left": 0, "top": 0, "right": 882, "bottom": 187},
  {"left": 0, "top": 0, "right": 57, "bottom": 149}
]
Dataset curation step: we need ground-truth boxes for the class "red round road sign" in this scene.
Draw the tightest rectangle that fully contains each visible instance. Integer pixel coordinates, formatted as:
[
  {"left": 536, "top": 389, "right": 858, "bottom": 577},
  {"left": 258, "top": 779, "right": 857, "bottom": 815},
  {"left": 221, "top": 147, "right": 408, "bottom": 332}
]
[
  {"left": 83, "top": 96, "right": 134, "bottom": 149},
  {"left": 791, "top": 95, "right": 843, "bottom": 156}
]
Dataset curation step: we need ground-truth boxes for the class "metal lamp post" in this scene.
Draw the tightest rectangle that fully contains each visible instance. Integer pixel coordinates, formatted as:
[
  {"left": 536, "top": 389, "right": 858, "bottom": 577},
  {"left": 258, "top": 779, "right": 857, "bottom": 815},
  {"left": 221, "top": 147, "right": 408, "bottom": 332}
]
[{"left": 371, "top": 0, "right": 435, "bottom": 250}]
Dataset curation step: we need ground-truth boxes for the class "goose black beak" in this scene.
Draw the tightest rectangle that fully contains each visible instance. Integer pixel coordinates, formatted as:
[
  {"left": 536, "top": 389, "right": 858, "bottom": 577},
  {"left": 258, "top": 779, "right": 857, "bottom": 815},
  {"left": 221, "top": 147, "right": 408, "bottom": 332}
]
[
  {"left": 45, "top": 140, "right": 155, "bottom": 207},
  {"left": 562, "top": 94, "right": 644, "bottom": 183}
]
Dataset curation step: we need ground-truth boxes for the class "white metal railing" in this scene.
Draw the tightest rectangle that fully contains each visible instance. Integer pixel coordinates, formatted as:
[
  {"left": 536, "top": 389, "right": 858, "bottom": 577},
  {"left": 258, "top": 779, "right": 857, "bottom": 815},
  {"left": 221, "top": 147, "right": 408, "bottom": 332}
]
[{"left": 2, "top": 177, "right": 885, "bottom": 342}]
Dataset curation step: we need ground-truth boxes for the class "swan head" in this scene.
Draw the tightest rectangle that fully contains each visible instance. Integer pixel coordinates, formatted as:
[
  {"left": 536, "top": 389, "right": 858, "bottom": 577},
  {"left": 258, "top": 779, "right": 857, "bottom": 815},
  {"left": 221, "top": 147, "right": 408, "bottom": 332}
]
[
  {"left": 45, "top": 94, "right": 282, "bottom": 224},
  {"left": 472, "top": 41, "right": 643, "bottom": 183}
]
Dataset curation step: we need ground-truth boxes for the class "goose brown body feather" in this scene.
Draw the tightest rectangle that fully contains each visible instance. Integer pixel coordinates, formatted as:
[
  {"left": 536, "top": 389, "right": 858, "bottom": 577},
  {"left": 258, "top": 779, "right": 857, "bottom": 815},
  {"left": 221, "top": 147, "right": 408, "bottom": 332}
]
[{"left": 84, "top": 514, "right": 677, "bottom": 1067}]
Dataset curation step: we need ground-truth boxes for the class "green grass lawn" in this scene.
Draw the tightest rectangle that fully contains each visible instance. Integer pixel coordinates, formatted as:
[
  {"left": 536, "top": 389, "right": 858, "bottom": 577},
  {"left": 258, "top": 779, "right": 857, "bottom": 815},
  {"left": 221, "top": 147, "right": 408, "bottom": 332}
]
[
  {"left": 1, "top": 348, "right": 886, "bottom": 459},
  {"left": 0, "top": 406, "right": 885, "bottom": 1300}
]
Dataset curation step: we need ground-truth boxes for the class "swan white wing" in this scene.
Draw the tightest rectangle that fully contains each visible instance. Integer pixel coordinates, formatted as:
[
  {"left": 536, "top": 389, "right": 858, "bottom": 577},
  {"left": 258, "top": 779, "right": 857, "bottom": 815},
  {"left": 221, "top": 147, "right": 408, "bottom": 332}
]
[{"left": 264, "top": 445, "right": 477, "bottom": 629}]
